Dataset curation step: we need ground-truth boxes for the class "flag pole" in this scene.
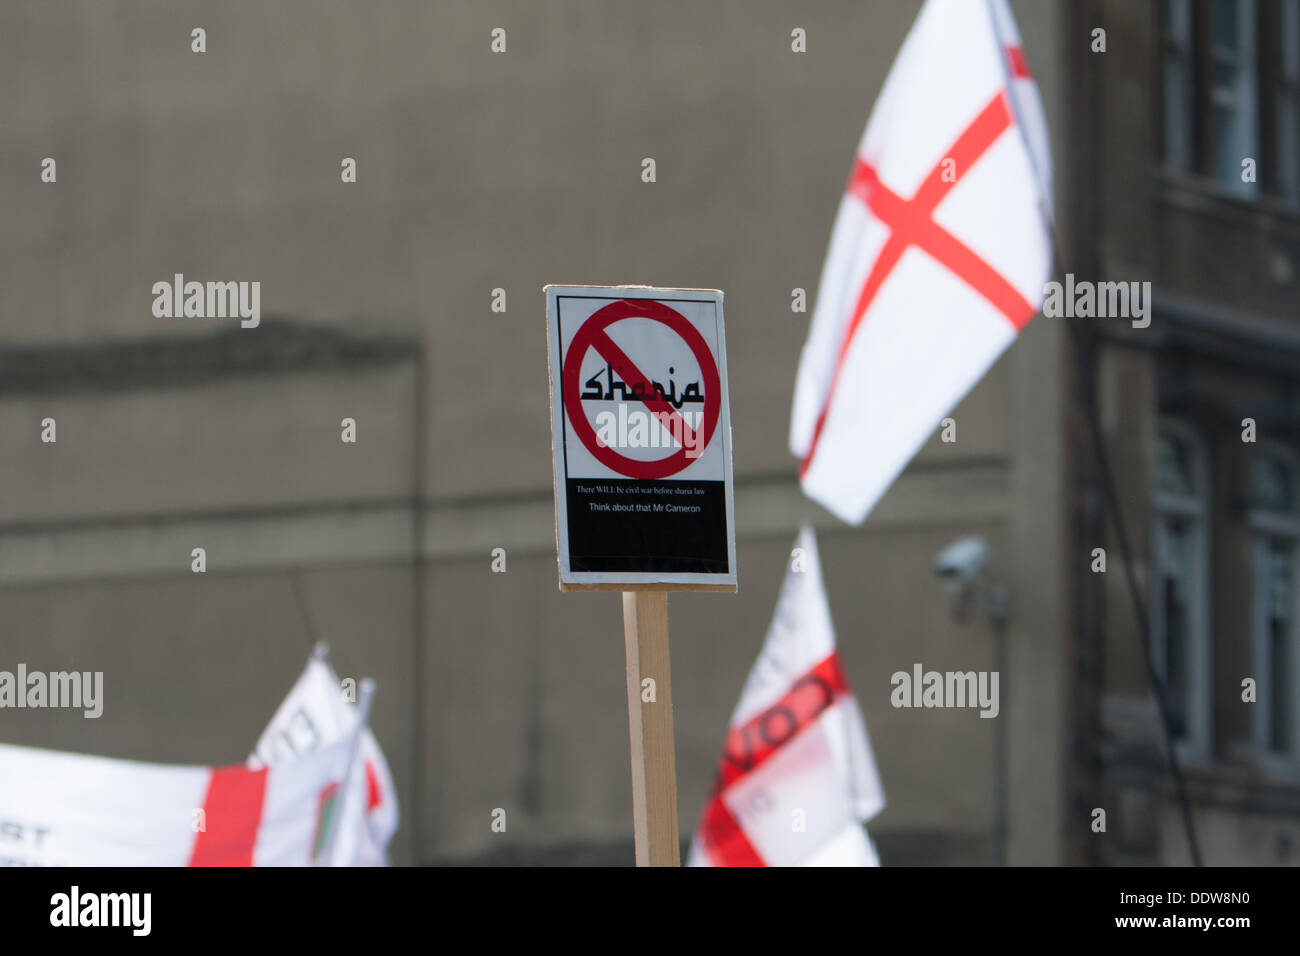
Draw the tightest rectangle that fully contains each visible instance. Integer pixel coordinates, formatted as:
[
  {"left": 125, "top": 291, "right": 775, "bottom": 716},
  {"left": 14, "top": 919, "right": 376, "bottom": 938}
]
[
  {"left": 621, "top": 591, "right": 681, "bottom": 866},
  {"left": 321, "top": 677, "right": 376, "bottom": 867},
  {"left": 289, "top": 571, "right": 323, "bottom": 653},
  {"left": 983, "top": 0, "right": 1203, "bottom": 867}
]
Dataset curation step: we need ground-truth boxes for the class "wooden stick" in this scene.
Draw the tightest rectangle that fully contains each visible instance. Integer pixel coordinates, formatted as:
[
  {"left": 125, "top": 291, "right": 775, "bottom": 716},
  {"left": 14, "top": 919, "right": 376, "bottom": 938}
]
[{"left": 621, "top": 591, "right": 681, "bottom": 866}]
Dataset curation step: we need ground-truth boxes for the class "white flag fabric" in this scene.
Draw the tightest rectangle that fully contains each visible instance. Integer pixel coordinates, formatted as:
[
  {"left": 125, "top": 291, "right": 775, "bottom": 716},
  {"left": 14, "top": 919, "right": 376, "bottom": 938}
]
[
  {"left": 250, "top": 649, "right": 399, "bottom": 866},
  {"left": 688, "top": 526, "right": 885, "bottom": 866},
  {"left": 0, "top": 736, "right": 359, "bottom": 866},
  {"left": 790, "top": 0, "right": 1052, "bottom": 524}
]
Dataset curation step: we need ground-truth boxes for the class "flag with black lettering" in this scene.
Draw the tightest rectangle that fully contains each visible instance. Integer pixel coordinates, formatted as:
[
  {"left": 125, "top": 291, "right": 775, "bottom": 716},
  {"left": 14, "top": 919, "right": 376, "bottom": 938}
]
[
  {"left": 688, "top": 526, "right": 884, "bottom": 866},
  {"left": 250, "top": 647, "right": 399, "bottom": 866}
]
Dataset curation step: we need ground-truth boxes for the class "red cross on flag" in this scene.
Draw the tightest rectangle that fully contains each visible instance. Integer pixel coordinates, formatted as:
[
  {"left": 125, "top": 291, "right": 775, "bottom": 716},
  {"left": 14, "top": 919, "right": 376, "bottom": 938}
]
[
  {"left": 688, "top": 526, "right": 885, "bottom": 866},
  {"left": 790, "top": 0, "right": 1052, "bottom": 525},
  {"left": 0, "top": 732, "right": 366, "bottom": 866}
]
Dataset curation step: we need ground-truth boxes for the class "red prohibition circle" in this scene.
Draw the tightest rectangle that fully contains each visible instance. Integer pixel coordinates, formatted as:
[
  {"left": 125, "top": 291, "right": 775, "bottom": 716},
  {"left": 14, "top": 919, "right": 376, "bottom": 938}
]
[{"left": 562, "top": 300, "right": 722, "bottom": 480}]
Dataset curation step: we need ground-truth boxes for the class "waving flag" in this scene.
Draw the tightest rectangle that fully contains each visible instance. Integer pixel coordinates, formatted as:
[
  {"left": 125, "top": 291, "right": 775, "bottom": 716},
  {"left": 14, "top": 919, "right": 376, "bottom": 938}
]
[
  {"left": 688, "top": 526, "right": 884, "bottom": 866},
  {"left": 790, "top": 0, "right": 1052, "bottom": 524},
  {"left": 250, "top": 646, "right": 399, "bottom": 866},
  {"left": 0, "top": 736, "right": 361, "bottom": 867}
]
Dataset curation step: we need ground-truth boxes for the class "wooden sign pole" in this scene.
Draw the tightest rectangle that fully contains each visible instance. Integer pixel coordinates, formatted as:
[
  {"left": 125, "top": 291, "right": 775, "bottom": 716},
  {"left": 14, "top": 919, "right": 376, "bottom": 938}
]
[
  {"left": 546, "top": 285, "right": 736, "bottom": 866},
  {"left": 621, "top": 591, "right": 681, "bottom": 866}
]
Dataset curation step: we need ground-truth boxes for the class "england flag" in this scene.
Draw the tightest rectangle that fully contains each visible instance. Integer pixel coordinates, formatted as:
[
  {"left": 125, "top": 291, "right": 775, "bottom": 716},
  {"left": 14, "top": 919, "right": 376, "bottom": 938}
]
[
  {"left": 0, "top": 734, "right": 364, "bottom": 867},
  {"left": 688, "top": 526, "right": 885, "bottom": 866},
  {"left": 790, "top": 0, "right": 1052, "bottom": 524}
]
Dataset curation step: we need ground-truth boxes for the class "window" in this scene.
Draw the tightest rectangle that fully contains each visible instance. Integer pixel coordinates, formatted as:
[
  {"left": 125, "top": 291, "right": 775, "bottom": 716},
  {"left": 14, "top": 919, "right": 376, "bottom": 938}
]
[
  {"left": 1161, "top": 0, "right": 1300, "bottom": 204},
  {"left": 1250, "top": 449, "right": 1300, "bottom": 760},
  {"left": 1278, "top": 1, "right": 1300, "bottom": 205},
  {"left": 1163, "top": 0, "right": 1196, "bottom": 174},
  {"left": 1208, "top": 0, "right": 1259, "bottom": 194},
  {"left": 1152, "top": 423, "right": 1212, "bottom": 754}
]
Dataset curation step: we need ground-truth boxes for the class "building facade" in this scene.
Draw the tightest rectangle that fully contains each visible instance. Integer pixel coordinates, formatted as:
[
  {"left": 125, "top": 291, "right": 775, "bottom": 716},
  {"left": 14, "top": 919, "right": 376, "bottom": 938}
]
[{"left": 1074, "top": 0, "right": 1300, "bottom": 865}]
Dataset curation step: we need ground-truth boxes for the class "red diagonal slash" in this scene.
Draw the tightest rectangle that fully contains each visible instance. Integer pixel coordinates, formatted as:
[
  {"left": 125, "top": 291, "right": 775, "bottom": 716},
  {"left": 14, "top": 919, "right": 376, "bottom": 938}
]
[
  {"left": 800, "top": 88, "right": 1038, "bottom": 478},
  {"left": 588, "top": 329, "right": 700, "bottom": 452}
]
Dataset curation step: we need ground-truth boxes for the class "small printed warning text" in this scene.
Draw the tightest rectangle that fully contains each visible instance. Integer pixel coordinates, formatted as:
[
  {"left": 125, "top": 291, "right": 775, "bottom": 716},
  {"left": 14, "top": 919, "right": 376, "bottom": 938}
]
[{"left": 577, "top": 483, "right": 704, "bottom": 513}]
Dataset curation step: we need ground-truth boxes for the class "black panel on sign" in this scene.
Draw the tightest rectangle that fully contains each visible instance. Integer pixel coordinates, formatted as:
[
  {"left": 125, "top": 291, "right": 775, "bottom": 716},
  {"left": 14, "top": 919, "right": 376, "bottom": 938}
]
[{"left": 565, "top": 478, "right": 729, "bottom": 574}]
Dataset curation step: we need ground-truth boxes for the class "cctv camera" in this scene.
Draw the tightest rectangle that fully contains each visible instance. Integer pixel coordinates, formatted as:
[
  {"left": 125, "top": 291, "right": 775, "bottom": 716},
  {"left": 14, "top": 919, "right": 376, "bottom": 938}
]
[{"left": 933, "top": 536, "right": 988, "bottom": 585}]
